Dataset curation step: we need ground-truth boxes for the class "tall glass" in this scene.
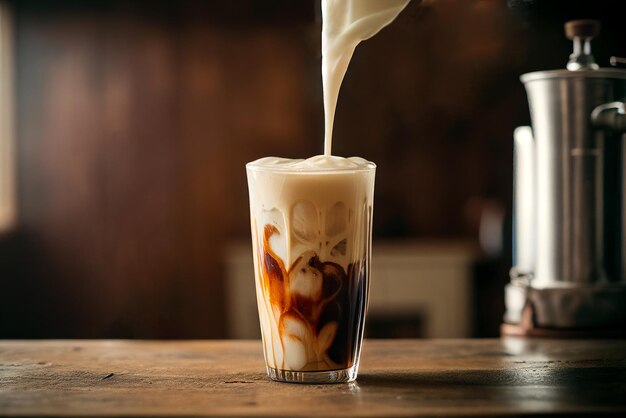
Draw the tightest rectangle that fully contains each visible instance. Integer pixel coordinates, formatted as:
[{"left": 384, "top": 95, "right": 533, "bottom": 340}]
[{"left": 246, "top": 161, "right": 375, "bottom": 383}]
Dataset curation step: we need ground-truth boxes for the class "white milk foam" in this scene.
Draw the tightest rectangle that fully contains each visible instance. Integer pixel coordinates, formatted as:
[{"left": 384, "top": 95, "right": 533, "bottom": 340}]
[
  {"left": 322, "top": 0, "right": 411, "bottom": 155},
  {"left": 248, "top": 155, "right": 375, "bottom": 172}
]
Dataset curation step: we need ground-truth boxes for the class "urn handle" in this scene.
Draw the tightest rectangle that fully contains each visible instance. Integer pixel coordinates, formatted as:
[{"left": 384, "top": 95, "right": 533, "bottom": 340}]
[{"left": 591, "top": 102, "right": 626, "bottom": 133}]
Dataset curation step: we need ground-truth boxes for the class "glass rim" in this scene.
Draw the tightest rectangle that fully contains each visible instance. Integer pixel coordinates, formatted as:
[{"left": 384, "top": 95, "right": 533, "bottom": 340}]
[{"left": 245, "top": 161, "right": 376, "bottom": 174}]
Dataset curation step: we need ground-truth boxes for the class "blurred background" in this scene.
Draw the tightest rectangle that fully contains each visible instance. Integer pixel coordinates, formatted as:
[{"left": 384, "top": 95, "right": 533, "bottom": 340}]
[{"left": 1, "top": 0, "right": 625, "bottom": 339}]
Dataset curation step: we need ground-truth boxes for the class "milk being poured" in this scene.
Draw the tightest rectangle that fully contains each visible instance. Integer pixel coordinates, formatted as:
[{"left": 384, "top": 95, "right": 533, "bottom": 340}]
[
  {"left": 246, "top": 0, "right": 411, "bottom": 376},
  {"left": 322, "top": 0, "right": 411, "bottom": 155}
]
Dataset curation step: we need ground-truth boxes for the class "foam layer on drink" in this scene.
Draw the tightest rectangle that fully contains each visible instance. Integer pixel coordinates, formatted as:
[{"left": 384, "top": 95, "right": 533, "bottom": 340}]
[
  {"left": 248, "top": 155, "right": 375, "bottom": 172},
  {"left": 247, "top": 156, "right": 375, "bottom": 371},
  {"left": 322, "top": 0, "right": 411, "bottom": 155}
]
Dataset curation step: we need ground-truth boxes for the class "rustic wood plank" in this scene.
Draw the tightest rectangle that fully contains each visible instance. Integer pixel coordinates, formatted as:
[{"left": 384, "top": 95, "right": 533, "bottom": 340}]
[{"left": 1, "top": 339, "right": 625, "bottom": 417}]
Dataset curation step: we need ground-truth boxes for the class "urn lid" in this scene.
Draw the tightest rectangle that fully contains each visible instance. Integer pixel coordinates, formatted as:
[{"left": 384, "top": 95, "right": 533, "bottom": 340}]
[{"left": 520, "top": 19, "right": 626, "bottom": 84}]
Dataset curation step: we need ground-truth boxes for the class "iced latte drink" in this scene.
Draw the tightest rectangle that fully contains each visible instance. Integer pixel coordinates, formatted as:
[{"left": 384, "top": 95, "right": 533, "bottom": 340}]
[{"left": 246, "top": 155, "right": 375, "bottom": 383}]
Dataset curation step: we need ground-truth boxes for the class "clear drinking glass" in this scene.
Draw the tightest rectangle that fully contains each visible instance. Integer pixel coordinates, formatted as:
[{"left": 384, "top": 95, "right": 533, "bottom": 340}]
[{"left": 246, "top": 161, "right": 375, "bottom": 383}]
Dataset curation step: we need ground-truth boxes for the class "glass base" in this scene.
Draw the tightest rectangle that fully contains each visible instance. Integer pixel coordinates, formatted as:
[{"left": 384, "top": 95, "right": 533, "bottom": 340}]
[{"left": 267, "top": 364, "right": 358, "bottom": 384}]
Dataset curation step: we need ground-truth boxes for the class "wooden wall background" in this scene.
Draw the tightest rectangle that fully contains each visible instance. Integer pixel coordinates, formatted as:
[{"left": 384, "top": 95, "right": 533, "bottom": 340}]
[{"left": 1, "top": 0, "right": 624, "bottom": 338}]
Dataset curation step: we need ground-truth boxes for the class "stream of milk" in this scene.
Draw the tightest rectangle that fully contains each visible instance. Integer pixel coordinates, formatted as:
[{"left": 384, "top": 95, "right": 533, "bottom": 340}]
[{"left": 322, "top": 0, "right": 411, "bottom": 155}]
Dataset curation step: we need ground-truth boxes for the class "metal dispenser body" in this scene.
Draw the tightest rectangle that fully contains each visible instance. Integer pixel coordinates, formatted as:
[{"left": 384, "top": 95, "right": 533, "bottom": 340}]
[{"left": 504, "top": 20, "right": 626, "bottom": 336}]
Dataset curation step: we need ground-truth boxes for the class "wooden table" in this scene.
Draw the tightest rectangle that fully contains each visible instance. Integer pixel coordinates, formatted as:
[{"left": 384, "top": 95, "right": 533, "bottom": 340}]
[{"left": 1, "top": 339, "right": 625, "bottom": 417}]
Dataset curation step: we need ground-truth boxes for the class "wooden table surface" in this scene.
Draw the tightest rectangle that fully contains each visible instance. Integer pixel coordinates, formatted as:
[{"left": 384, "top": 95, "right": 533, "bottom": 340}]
[{"left": 1, "top": 339, "right": 625, "bottom": 417}]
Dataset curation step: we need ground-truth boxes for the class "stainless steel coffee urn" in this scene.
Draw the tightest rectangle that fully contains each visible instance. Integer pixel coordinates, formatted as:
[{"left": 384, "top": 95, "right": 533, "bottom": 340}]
[{"left": 503, "top": 20, "right": 626, "bottom": 336}]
